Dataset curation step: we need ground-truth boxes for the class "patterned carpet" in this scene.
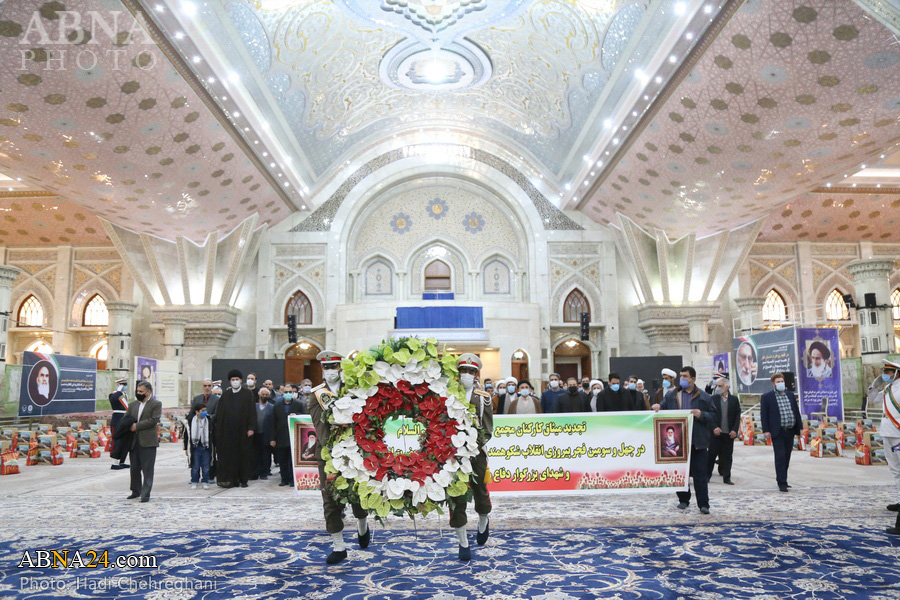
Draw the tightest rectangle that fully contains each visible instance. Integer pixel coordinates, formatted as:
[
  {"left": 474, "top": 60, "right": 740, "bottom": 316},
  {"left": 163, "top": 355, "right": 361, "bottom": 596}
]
[{"left": 2, "top": 519, "right": 900, "bottom": 599}]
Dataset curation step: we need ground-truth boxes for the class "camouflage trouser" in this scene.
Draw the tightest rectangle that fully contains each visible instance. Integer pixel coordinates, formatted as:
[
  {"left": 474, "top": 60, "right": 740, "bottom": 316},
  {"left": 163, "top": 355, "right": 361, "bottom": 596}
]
[
  {"left": 449, "top": 447, "right": 492, "bottom": 528},
  {"left": 317, "top": 460, "right": 368, "bottom": 534}
]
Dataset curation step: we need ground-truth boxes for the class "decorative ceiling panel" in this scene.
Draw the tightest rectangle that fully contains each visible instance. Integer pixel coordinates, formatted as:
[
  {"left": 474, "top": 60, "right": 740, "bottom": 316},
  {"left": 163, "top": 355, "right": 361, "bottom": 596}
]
[
  {"left": 0, "top": 0, "right": 290, "bottom": 243},
  {"left": 0, "top": 192, "right": 109, "bottom": 246},
  {"left": 586, "top": 0, "right": 900, "bottom": 237},
  {"left": 758, "top": 191, "right": 900, "bottom": 243}
]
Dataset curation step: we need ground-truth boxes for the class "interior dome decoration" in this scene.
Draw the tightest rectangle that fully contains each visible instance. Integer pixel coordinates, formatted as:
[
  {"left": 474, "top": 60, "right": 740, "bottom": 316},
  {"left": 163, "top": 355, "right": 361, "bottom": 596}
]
[{"left": 380, "top": 38, "right": 492, "bottom": 91}]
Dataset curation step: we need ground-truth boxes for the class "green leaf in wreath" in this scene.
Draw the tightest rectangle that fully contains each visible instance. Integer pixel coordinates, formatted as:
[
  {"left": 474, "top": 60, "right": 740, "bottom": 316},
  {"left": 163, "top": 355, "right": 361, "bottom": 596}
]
[
  {"left": 411, "top": 348, "right": 426, "bottom": 362},
  {"left": 426, "top": 342, "right": 437, "bottom": 357},
  {"left": 447, "top": 478, "right": 468, "bottom": 497},
  {"left": 406, "top": 338, "right": 421, "bottom": 351},
  {"left": 360, "top": 351, "right": 376, "bottom": 366},
  {"left": 334, "top": 476, "right": 349, "bottom": 490},
  {"left": 393, "top": 348, "right": 411, "bottom": 364},
  {"left": 383, "top": 346, "right": 394, "bottom": 362},
  {"left": 389, "top": 498, "right": 406, "bottom": 510},
  {"left": 364, "top": 371, "right": 381, "bottom": 387},
  {"left": 375, "top": 500, "right": 391, "bottom": 518}
]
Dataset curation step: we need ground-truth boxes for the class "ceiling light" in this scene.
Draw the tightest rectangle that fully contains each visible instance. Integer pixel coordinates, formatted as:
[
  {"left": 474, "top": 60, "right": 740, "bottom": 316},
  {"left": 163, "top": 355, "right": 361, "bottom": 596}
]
[
  {"left": 228, "top": 72, "right": 240, "bottom": 83},
  {"left": 263, "top": 152, "right": 268, "bottom": 157},
  {"left": 603, "top": 119, "right": 612, "bottom": 129},
  {"left": 876, "top": 184, "right": 881, "bottom": 188},
  {"left": 674, "top": 2, "right": 686, "bottom": 15},
  {"left": 565, "top": 183, "right": 571, "bottom": 190},
  {"left": 686, "top": 32, "right": 694, "bottom": 40},
  {"left": 221, "top": 96, "right": 228, "bottom": 101},
  {"left": 643, "top": 95, "right": 649, "bottom": 100},
  {"left": 583, "top": 155, "right": 590, "bottom": 161},
  {"left": 253, "top": 140, "right": 259, "bottom": 144},
  {"left": 269, "top": 162, "right": 275, "bottom": 167},
  {"left": 612, "top": 138, "right": 619, "bottom": 145},
  {"left": 704, "top": 4, "right": 713, "bottom": 14},
  {"left": 207, "top": 77, "right": 215, "bottom": 83},
  {"left": 669, "top": 55, "right": 677, "bottom": 63},
  {"left": 596, "top": 161, "right": 603, "bottom": 167},
  {"left": 632, "top": 111, "right": 638, "bottom": 116},
  {"left": 421, "top": 59, "right": 454, "bottom": 83},
  {"left": 635, "top": 68, "right": 647, "bottom": 81},
  {"left": 655, "top": 76, "right": 663, "bottom": 84},
  {"left": 243, "top": 127, "right": 249, "bottom": 131},
  {"left": 861, "top": 164, "right": 866, "bottom": 169},
  {"left": 155, "top": 3, "right": 164, "bottom": 12},
  {"left": 301, "top": 205, "right": 307, "bottom": 210},
  {"left": 182, "top": 2, "right": 197, "bottom": 17},
  {"left": 174, "top": 31, "right": 184, "bottom": 40},
  {"left": 826, "top": 183, "right": 831, "bottom": 187},
  {"left": 191, "top": 55, "right": 201, "bottom": 63},
  {"left": 284, "top": 182, "right": 290, "bottom": 187}
]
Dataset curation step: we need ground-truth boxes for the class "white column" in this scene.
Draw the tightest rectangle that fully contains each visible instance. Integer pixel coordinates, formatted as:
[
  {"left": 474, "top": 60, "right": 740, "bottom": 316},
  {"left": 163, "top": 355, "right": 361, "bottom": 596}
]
[
  {"left": 733, "top": 296, "right": 767, "bottom": 334},
  {"left": 688, "top": 315, "right": 711, "bottom": 367},
  {"left": 160, "top": 316, "right": 187, "bottom": 376},
  {"left": 847, "top": 259, "right": 894, "bottom": 367},
  {"left": 0, "top": 265, "right": 22, "bottom": 363},
  {"left": 106, "top": 301, "right": 138, "bottom": 375}
]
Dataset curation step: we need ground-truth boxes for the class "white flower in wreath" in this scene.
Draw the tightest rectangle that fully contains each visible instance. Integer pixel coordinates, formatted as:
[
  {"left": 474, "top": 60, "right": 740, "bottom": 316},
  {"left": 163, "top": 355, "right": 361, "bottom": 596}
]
[
  {"left": 373, "top": 361, "right": 398, "bottom": 383},
  {"left": 386, "top": 478, "right": 408, "bottom": 500},
  {"left": 411, "top": 480, "right": 428, "bottom": 505},
  {"left": 424, "top": 477, "right": 446, "bottom": 501},
  {"left": 402, "top": 359, "right": 426, "bottom": 384},
  {"left": 347, "top": 386, "right": 380, "bottom": 399},
  {"left": 429, "top": 376, "right": 449, "bottom": 396},
  {"left": 433, "top": 469, "right": 453, "bottom": 488},
  {"left": 423, "top": 360, "right": 442, "bottom": 380},
  {"left": 445, "top": 398, "right": 469, "bottom": 421},
  {"left": 331, "top": 395, "right": 365, "bottom": 424}
]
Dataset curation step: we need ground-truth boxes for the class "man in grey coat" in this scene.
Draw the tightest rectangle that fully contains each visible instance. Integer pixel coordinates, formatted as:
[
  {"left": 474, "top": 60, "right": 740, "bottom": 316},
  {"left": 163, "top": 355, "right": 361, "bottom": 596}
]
[{"left": 126, "top": 380, "right": 161, "bottom": 503}]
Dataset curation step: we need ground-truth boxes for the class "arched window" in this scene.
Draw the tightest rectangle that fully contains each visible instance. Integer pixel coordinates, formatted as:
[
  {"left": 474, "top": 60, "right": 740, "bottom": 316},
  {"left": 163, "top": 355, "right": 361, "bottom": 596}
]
[
  {"left": 825, "top": 288, "right": 849, "bottom": 321},
  {"left": 762, "top": 289, "right": 788, "bottom": 322},
  {"left": 82, "top": 294, "right": 108, "bottom": 326},
  {"left": 285, "top": 290, "right": 313, "bottom": 325},
  {"left": 563, "top": 289, "right": 590, "bottom": 323},
  {"left": 424, "top": 260, "right": 451, "bottom": 292},
  {"left": 25, "top": 340, "right": 53, "bottom": 354},
  {"left": 17, "top": 295, "right": 43, "bottom": 327},
  {"left": 892, "top": 288, "right": 900, "bottom": 321},
  {"left": 93, "top": 341, "right": 108, "bottom": 361}
]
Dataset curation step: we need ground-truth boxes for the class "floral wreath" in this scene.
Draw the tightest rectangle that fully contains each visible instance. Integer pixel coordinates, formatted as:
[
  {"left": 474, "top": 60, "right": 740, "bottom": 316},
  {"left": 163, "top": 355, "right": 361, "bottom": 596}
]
[{"left": 321, "top": 337, "right": 479, "bottom": 519}]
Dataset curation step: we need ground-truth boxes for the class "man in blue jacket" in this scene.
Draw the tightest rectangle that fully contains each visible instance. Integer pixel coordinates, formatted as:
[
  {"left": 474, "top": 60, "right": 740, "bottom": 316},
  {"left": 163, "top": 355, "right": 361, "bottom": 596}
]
[
  {"left": 759, "top": 372, "right": 802, "bottom": 492},
  {"left": 653, "top": 366, "right": 718, "bottom": 514}
]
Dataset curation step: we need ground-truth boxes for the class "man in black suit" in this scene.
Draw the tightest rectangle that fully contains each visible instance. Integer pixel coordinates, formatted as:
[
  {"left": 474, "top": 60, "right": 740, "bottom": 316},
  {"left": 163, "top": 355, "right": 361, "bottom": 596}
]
[
  {"left": 653, "top": 366, "right": 719, "bottom": 514},
  {"left": 270, "top": 388, "right": 304, "bottom": 486},
  {"left": 707, "top": 373, "right": 741, "bottom": 485},
  {"left": 760, "top": 372, "right": 802, "bottom": 492}
]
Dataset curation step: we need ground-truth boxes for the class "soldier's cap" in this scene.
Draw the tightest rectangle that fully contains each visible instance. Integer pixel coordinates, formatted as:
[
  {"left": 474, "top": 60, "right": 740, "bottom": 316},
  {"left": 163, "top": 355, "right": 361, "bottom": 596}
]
[
  {"left": 211, "top": 380, "right": 222, "bottom": 386},
  {"left": 115, "top": 377, "right": 128, "bottom": 385},
  {"left": 883, "top": 359, "right": 900, "bottom": 370},
  {"left": 457, "top": 353, "right": 482, "bottom": 370},
  {"left": 713, "top": 371, "right": 728, "bottom": 380},
  {"left": 317, "top": 350, "right": 344, "bottom": 366}
]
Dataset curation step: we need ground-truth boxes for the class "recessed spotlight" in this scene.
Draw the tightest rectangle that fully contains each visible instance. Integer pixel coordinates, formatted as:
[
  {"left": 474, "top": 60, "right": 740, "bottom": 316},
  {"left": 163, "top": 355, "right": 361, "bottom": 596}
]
[
  {"left": 632, "top": 111, "right": 638, "bottom": 116},
  {"left": 155, "top": 4, "right": 164, "bottom": 12},
  {"left": 654, "top": 76, "right": 663, "bottom": 84},
  {"left": 852, "top": 183, "right": 857, "bottom": 187},
  {"left": 876, "top": 184, "right": 881, "bottom": 188},
  {"left": 583, "top": 180, "right": 589, "bottom": 186},
  {"left": 861, "top": 164, "right": 866, "bottom": 169},
  {"left": 596, "top": 161, "right": 603, "bottom": 167},
  {"left": 704, "top": 4, "right": 713, "bottom": 14},
  {"left": 669, "top": 55, "right": 677, "bottom": 63},
  {"left": 191, "top": 55, "right": 201, "bottom": 63},
  {"left": 262, "top": 152, "right": 268, "bottom": 157},
  {"left": 233, "top": 112, "right": 240, "bottom": 118},
  {"left": 686, "top": 32, "right": 694, "bottom": 40},
  {"left": 603, "top": 119, "right": 612, "bottom": 129},
  {"left": 301, "top": 205, "right": 307, "bottom": 210},
  {"left": 565, "top": 183, "right": 571, "bottom": 190},
  {"left": 174, "top": 31, "right": 185, "bottom": 40},
  {"left": 612, "top": 138, "right": 619, "bottom": 145},
  {"left": 228, "top": 72, "right": 240, "bottom": 83},
  {"left": 221, "top": 96, "right": 228, "bottom": 101},
  {"left": 253, "top": 140, "right": 259, "bottom": 145},
  {"left": 182, "top": 2, "right": 197, "bottom": 17},
  {"left": 583, "top": 155, "right": 590, "bottom": 161},
  {"left": 285, "top": 182, "right": 290, "bottom": 187},
  {"left": 826, "top": 183, "right": 831, "bottom": 187},
  {"left": 207, "top": 77, "right": 215, "bottom": 83},
  {"left": 674, "top": 2, "right": 686, "bottom": 15},
  {"left": 243, "top": 127, "right": 249, "bottom": 131},
  {"left": 269, "top": 162, "right": 275, "bottom": 167}
]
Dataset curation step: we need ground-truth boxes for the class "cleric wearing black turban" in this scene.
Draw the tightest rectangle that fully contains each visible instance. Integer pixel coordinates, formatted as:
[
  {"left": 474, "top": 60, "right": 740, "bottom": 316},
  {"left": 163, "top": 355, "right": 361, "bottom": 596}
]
[{"left": 214, "top": 369, "right": 256, "bottom": 488}]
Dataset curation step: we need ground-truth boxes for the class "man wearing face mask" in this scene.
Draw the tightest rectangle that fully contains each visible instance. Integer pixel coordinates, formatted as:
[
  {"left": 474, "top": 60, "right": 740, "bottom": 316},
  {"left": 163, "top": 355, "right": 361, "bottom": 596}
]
[
  {"left": 252, "top": 388, "right": 275, "bottom": 480},
  {"left": 654, "top": 368, "right": 678, "bottom": 407},
  {"left": 557, "top": 377, "right": 584, "bottom": 413},
  {"left": 540, "top": 373, "right": 566, "bottom": 413},
  {"left": 108, "top": 378, "right": 130, "bottom": 470},
  {"left": 598, "top": 372, "right": 636, "bottom": 412},
  {"left": 653, "top": 366, "right": 718, "bottom": 514},
  {"left": 271, "top": 384, "right": 303, "bottom": 487},
  {"left": 311, "top": 351, "right": 370, "bottom": 564},
  {"left": 584, "top": 379, "right": 604, "bottom": 412},
  {"left": 760, "top": 372, "right": 802, "bottom": 493},
  {"left": 507, "top": 380, "right": 541, "bottom": 414},
  {"left": 245, "top": 372, "right": 259, "bottom": 402},
  {"left": 299, "top": 379, "right": 313, "bottom": 414},
  {"left": 494, "top": 377, "right": 517, "bottom": 415},
  {"left": 876, "top": 360, "right": 900, "bottom": 534},
  {"left": 707, "top": 373, "right": 740, "bottom": 485},
  {"left": 126, "top": 381, "right": 161, "bottom": 502},
  {"left": 450, "top": 354, "right": 493, "bottom": 560},
  {"left": 214, "top": 369, "right": 256, "bottom": 489}
]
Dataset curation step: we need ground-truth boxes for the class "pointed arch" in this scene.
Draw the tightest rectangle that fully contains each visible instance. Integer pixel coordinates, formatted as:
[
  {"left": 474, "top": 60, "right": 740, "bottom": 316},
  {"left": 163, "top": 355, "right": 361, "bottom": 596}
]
[
  {"left": 824, "top": 288, "right": 849, "bottom": 321},
  {"left": 751, "top": 271, "right": 799, "bottom": 309},
  {"left": 285, "top": 289, "right": 313, "bottom": 325},
  {"left": 482, "top": 257, "right": 512, "bottom": 296},
  {"left": 891, "top": 287, "right": 900, "bottom": 321},
  {"left": 82, "top": 294, "right": 109, "bottom": 327},
  {"left": 17, "top": 294, "right": 44, "bottom": 327},
  {"left": 563, "top": 288, "right": 590, "bottom": 323},
  {"left": 271, "top": 273, "right": 324, "bottom": 327},
  {"left": 424, "top": 259, "right": 452, "bottom": 292},
  {"left": 70, "top": 278, "right": 119, "bottom": 327},
  {"left": 762, "top": 289, "right": 788, "bottom": 323}
]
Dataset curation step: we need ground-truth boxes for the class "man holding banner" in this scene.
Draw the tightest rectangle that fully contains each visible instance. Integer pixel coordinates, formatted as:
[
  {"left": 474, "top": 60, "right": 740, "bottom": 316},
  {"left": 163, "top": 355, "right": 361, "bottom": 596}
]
[{"left": 653, "top": 366, "right": 718, "bottom": 514}]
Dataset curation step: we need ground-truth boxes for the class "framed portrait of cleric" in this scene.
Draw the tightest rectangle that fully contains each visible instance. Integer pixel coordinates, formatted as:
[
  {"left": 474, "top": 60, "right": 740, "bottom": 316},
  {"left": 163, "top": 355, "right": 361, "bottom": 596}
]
[
  {"left": 654, "top": 417, "right": 688, "bottom": 464},
  {"left": 27, "top": 360, "right": 59, "bottom": 407},
  {"left": 293, "top": 421, "right": 318, "bottom": 467},
  {"left": 802, "top": 337, "right": 835, "bottom": 381}
]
